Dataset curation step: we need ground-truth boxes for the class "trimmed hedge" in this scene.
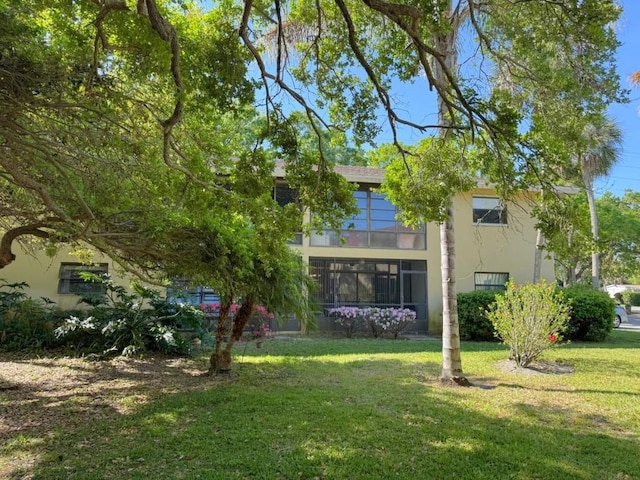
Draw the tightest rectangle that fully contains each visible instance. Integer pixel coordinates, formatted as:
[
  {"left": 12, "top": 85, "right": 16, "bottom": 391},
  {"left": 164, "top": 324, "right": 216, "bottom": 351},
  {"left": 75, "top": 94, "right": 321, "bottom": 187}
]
[
  {"left": 457, "top": 290, "right": 499, "bottom": 341},
  {"left": 562, "top": 286, "right": 616, "bottom": 342}
]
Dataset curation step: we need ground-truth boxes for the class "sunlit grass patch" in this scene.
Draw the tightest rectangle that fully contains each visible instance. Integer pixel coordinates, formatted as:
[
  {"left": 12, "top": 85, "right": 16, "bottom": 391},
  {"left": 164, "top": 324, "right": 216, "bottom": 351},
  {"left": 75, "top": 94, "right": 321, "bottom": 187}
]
[{"left": 2, "top": 331, "right": 639, "bottom": 479}]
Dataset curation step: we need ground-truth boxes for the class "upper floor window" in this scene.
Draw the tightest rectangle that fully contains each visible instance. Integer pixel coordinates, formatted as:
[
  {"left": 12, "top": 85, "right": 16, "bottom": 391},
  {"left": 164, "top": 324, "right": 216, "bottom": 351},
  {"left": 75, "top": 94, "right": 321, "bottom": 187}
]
[
  {"left": 473, "top": 196, "right": 507, "bottom": 225},
  {"left": 310, "top": 189, "right": 425, "bottom": 249},
  {"left": 474, "top": 272, "right": 509, "bottom": 291},
  {"left": 58, "top": 263, "right": 108, "bottom": 294}
]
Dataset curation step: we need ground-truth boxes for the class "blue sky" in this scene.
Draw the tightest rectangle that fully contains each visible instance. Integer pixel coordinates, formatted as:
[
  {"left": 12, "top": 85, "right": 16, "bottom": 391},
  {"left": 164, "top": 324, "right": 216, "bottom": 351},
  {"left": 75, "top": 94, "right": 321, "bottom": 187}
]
[{"left": 600, "top": 0, "right": 640, "bottom": 197}]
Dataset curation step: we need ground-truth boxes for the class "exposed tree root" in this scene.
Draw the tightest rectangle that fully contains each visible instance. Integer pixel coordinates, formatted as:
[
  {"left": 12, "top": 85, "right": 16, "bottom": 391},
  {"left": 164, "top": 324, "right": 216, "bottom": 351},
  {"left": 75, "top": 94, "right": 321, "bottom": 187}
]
[{"left": 438, "top": 376, "right": 472, "bottom": 387}]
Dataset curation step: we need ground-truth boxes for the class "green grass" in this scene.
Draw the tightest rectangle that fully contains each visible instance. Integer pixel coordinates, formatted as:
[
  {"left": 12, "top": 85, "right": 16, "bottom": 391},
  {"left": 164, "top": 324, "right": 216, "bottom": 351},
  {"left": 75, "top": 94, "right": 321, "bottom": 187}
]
[{"left": 5, "top": 331, "right": 640, "bottom": 480}]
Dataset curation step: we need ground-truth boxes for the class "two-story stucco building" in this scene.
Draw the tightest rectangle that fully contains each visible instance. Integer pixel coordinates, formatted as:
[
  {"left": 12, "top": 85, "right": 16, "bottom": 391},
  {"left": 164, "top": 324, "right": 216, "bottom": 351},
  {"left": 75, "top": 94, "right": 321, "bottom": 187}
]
[{"left": 1, "top": 165, "right": 555, "bottom": 335}]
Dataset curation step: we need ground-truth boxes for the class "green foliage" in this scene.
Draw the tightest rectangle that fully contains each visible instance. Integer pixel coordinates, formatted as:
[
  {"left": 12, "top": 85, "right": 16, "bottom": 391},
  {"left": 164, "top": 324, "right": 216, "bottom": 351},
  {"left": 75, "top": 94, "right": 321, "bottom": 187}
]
[
  {"left": 597, "top": 192, "right": 640, "bottom": 283},
  {"left": 488, "top": 281, "right": 570, "bottom": 367},
  {"left": 54, "top": 274, "right": 205, "bottom": 357},
  {"left": 0, "top": 279, "right": 59, "bottom": 351},
  {"left": 562, "top": 285, "right": 616, "bottom": 342},
  {"left": 380, "top": 138, "right": 475, "bottom": 226},
  {"left": 457, "top": 291, "right": 500, "bottom": 341},
  {"left": 621, "top": 291, "right": 640, "bottom": 307}
]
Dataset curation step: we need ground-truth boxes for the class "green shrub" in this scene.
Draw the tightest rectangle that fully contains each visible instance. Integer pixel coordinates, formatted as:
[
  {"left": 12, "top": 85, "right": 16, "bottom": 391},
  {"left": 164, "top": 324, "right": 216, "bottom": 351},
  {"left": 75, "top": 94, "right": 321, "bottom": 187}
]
[
  {"left": 0, "top": 280, "right": 59, "bottom": 351},
  {"left": 621, "top": 291, "right": 640, "bottom": 307},
  {"left": 562, "top": 286, "right": 616, "bottom": 342},
  {"left": 54, "top": 274, "right": 205, "bottom": 356},
  {"left": 488, "top": 281, "right": 570, "bottom": 367},
  {"left": 457, "top": 291, "right": 499, "bottom": 341}
]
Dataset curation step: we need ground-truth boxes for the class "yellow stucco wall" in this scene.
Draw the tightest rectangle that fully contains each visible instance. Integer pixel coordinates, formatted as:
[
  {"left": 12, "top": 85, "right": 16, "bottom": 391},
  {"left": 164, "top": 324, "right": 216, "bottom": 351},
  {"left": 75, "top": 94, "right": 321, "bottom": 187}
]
[
  {"left": 1, "top": 249, "right": 132, "bottom": 310},
  {"left": 427, "top": 189, "right": 554, "bottom": 334}
]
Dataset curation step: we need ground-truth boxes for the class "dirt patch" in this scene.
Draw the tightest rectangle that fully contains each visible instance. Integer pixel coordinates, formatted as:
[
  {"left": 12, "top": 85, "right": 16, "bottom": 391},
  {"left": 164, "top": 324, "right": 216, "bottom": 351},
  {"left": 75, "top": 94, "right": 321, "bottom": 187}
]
[
  {"left": 0, "top": 353, "right": 219, "bottom": 478},
  {"left": 0, "top": 353, "right": 218, "bottom": 436},
  {"left": 495, "top": 359, "right": 575, "bottom": 375}
]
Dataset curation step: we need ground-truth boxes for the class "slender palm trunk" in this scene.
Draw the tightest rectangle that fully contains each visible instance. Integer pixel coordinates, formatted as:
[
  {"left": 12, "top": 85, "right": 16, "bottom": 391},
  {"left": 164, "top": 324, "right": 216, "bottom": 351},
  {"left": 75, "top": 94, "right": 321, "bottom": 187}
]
[
  {"left": 439, "top": 208, "right": 466, "bottom": 381},
  {"left": 533, "top": 229, "right": 544, "bottom": 283},
  {"left": 583, "top": 170, "right": 600, "bottom": 290}
]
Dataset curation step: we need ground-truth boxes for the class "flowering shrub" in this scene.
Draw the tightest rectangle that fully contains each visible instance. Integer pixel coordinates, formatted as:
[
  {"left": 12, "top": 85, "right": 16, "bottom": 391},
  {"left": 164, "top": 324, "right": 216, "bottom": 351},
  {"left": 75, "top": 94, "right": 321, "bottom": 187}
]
[
  {"left": 329, "top": 306, "right": 417, "bottom": 338},
  {"left": 487, "top": 280, "right": 570, "bottom": 367},
  {"left": 328, "top": 306, "right": 363, "bottom": 338},
  {"left": 363, "top": 307, "right": 417, "bottom": 339},
  {"left": 250, "top": 322, "right": 271, "bottom": 340},
  {"left": 201, "top": 302, "right": 274, "bottom": 343}
]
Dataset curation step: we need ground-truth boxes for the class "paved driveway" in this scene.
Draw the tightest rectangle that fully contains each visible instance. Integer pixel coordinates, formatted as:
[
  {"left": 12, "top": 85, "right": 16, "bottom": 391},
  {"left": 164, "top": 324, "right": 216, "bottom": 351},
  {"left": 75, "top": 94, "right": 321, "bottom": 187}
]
[{"left": 619, "top": 311, "right": 640, "bottom": 331}]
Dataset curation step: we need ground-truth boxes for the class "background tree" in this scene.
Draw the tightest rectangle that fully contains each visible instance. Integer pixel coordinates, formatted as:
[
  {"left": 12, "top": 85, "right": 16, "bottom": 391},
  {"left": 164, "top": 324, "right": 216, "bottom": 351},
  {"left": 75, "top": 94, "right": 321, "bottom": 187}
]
[
  {"left": 537, "top": 190, "right": 640, "bottom": 286},
  {"left": 574, "top": 118, "right": 623, "bottom": 289}
]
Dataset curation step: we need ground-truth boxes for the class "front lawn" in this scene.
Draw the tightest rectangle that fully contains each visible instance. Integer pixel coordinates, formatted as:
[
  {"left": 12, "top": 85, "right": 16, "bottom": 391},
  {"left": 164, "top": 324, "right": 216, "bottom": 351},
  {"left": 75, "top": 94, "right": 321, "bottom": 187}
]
[{"left": 2, "top": 331, "right": 639, "bottom": 479}]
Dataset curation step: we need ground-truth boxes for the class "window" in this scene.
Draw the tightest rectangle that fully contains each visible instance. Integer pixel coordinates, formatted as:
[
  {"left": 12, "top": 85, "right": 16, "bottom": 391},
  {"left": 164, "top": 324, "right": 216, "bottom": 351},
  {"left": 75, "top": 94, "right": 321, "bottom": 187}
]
[
  {"left": 474, "top": 272, "right": 509, "bottom": 291},
  {"left": 310, "top": 189, "right": 426, "bottom": 249},
  {"left": 167, "top": 281, "right": 220, "bottom": 305},
  {"left": 58, "top": 263, "right": 108, "bottom": 294},
  {"left": 310, "top": 257, "right": 426, "bottom": 308},
  {"left": 473, "top": 197, "right": 507, "bottom": 224},
  {"left": 309, "top": 257, "right": 428, "bottom": 331}
]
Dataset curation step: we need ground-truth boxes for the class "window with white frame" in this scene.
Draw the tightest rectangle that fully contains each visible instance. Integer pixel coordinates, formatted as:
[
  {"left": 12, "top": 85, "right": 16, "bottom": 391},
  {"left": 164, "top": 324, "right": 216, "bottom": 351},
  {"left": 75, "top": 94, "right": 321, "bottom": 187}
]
[
  {"left": 57, "top": 263, "right": 108, "bottom": 294},
  {"left": 474, "top": 272, "right": 509, "bottom": 291},
  {"left": 472, "top": 196, "right": 507, "bottom": 225}
]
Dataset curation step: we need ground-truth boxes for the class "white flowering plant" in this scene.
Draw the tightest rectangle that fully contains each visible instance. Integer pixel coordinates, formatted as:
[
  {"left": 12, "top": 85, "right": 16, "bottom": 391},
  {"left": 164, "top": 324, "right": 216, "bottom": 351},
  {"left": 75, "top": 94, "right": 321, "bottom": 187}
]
[
  {"left": 328, "top": 306, "right": 417, "bottom": 338},
  {"left": 363, "top": 307, "right": 417, "bottom": 338},
  {"left": 328, "top": 306, "right": 365, "bottom": 338},
  {"left": 53, "top": 274, "right": 205, "bottom": 356}
]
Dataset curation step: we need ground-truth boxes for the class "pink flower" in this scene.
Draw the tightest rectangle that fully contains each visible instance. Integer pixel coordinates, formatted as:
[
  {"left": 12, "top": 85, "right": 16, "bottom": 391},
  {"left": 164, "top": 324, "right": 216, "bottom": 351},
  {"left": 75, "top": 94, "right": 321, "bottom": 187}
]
[{"left": 548, "top": 334, "right": 557, "bottom": 342}]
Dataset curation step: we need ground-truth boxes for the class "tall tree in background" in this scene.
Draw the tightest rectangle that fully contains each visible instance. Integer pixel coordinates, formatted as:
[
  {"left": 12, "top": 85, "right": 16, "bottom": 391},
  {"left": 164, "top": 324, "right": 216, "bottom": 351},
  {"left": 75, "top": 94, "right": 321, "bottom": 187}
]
[{"left": 576, "top": 118, "right": 623, "bottom": 289}]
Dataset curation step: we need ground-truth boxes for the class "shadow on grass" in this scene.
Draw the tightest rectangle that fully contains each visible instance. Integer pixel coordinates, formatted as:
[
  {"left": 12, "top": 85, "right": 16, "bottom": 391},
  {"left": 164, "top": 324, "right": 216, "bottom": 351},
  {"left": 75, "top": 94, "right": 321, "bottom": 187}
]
[{"left": 3, "top": 351, "right": 639, "bottom": 480}]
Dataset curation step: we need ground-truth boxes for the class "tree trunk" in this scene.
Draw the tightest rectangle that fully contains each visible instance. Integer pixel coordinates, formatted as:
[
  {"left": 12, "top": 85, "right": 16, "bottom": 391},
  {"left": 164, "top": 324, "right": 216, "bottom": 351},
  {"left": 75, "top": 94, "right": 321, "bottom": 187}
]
[
  {"left": 209, "top": 297, "right": 233, "bottom": 374},
  {"left": 439, "top": 206, "right": 470, "bottom": 386},
  {"left": 583, "top": 170, "right": 600, "bottom": 290},
  {"left": 209, "top": 297, "right": 256, "bottom": 375},
  {"left": 220, "top": 297, "right": 255, "bottom": 365},
  {"left": 435, "top": 4, "right": 469, "bottom": 386},
  {"left": 533, "top": 229, "right": 544, "bottom": 283}
]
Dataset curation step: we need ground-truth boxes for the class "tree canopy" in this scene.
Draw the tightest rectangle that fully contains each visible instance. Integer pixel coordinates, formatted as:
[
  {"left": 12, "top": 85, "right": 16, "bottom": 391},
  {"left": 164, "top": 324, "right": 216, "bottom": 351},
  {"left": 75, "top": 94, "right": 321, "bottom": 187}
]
[{"left": 0, "top": 0, "right": 357, "bottom": 278}]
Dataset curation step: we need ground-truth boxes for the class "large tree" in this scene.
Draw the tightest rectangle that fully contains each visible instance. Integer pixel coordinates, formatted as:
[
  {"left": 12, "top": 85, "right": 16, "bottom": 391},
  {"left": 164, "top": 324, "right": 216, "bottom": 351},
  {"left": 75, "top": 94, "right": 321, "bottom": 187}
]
[
  {"left": 241, "top": 0, "right": 624, "bottom": 384},
  {"left": 0, "top": 0, "right": 358, "bottom": 372}
]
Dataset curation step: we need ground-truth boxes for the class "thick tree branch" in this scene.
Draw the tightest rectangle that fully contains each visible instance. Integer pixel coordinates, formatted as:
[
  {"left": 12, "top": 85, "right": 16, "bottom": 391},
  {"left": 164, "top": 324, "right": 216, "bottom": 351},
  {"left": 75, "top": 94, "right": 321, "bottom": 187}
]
[{"left": 0, "top": 224, "right": 53, "bottom": 268}]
